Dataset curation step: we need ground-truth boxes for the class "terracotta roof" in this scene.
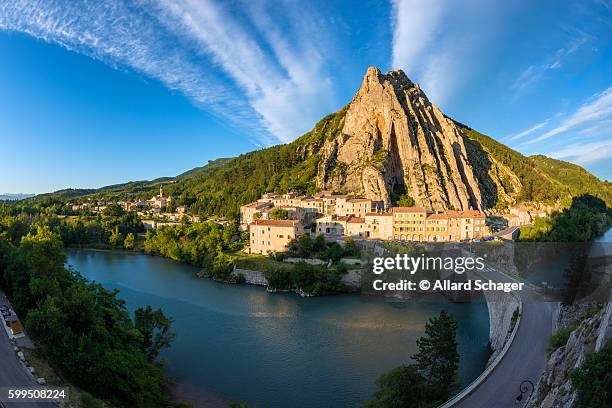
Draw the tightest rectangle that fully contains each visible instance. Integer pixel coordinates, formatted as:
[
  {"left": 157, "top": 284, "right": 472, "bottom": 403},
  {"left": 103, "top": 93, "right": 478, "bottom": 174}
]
[
  {"left": 252, "top": 220, "right": 301, "bottom": 227},
  {"left": 365, "top": 212, "right": 392, "bottom": 217},
  {"left": 427, "top": 213, "right": 449, "bottom": 220},
  {"left": 347, "top": 217, "right": 365, "bottom": 223},
  {"left": 460, "top": 210, "right": 485, "bottom": 218},
  {"left": 501, "top": 213, "right": 518, "bottom": 218},
  {"left": 392, "top": 206, "right": 428, "bottom": 213},
  {"left": 347, "top": 198, "right": 371, "bottom": 203}
]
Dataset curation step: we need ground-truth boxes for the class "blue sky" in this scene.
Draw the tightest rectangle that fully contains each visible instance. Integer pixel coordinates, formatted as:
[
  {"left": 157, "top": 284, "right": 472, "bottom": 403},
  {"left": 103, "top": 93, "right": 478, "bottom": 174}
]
[{"left": 0, "top": 0, "right": 611, "bottom": 194}]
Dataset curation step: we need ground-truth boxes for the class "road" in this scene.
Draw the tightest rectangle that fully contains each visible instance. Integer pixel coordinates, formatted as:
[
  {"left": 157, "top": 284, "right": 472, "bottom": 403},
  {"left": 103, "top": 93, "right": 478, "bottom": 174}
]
[
  {"left": 449, "top": 262, "right": 555, "bottom": 408},
  {"left": 0, "top": 295, "right": 57, "bottom": 408},
  {"left": 492, "top": 226, "right": 521, "bottom": 240}
]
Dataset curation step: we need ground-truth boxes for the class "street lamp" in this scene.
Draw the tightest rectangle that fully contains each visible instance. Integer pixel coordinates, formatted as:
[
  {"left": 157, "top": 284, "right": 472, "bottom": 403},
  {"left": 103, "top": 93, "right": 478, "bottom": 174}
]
[{"left": 515, "top": 380, "right": 535, "bottom": 405}]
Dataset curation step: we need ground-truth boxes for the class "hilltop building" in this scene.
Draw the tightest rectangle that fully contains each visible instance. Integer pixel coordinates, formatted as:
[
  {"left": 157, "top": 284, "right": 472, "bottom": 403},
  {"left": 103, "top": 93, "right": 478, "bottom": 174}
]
[{"left": 149, "top": 184, "right": 172, "bottom": 209}]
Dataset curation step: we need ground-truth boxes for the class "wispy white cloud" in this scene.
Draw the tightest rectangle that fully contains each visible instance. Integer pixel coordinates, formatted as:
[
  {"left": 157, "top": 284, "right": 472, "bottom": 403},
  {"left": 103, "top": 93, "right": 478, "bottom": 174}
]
[
  {"left": 547, "top": 139, "right": 612, "bottom": 165},
  {"left": 0, "top": 0, "right": 339, "bottom": 144},
  {"left": 511, "top": 34, "right": 589, "bottom": 95},
  {"left": 527, "top": 86, "right": 612, "bottom": 144},
  {"left": 390, "top": 0, "right": 504, "bottom": 106},
  {"left": 505, "top": 118, "right": 552, "bottom": 141},
  {"left": 390, "top": 0, "right": 445, "bottom": 75}
]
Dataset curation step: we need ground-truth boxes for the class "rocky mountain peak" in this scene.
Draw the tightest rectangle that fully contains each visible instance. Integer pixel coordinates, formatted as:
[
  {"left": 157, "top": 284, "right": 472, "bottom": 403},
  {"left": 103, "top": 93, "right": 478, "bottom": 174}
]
[{"left": 316, "top": 66, "right": 485, "bottom": 210}]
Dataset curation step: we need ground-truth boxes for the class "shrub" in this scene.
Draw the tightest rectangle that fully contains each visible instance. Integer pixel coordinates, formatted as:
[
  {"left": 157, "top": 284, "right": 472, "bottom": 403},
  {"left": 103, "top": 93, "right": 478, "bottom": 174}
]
[{"left": 547, "top": 327, "right": 574, "bottom": 352}]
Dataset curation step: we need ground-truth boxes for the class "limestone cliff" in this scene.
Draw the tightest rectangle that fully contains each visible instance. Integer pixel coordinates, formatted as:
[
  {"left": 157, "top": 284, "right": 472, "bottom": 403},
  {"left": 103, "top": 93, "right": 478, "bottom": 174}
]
[
  {"left": 317, "top": 67, "right": 485, "bottom": 210},
  {"left": 527, "top": 301, "right": 612, "bottom": 408}
]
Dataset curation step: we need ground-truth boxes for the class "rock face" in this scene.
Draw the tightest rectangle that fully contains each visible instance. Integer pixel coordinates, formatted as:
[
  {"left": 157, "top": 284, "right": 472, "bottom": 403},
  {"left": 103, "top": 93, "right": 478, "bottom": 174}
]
[
  {"left": 527, "top": 301, "right": 612, "bottom": 408},
  {"left": 317, "top": 67, "right": 484, "bottom": 210}
]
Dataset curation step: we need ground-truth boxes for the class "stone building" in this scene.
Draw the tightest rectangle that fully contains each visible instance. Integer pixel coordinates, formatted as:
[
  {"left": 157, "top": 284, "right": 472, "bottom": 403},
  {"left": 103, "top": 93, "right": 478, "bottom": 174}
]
[
  {"left": 249, "top": 219, "right": 305, "bottom": 254},
  {"left": 365, "top": 212, "right": 394, "bottom": 240}
]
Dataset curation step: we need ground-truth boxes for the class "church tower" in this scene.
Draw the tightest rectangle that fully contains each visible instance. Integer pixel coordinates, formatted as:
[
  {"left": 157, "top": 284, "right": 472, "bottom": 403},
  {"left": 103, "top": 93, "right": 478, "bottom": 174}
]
[{"left": 159, "top": 184, "right": 164, "bottom": 198}]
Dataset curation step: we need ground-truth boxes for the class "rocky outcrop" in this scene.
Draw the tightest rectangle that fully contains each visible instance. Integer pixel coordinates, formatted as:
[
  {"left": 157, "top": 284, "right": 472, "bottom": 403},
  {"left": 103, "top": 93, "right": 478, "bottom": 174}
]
[
  {"left": 317, "top": 67, "right": 484, "bottom": 210},
  {"left": 527, "top": 301, "right": 612, "bottom": 408}
]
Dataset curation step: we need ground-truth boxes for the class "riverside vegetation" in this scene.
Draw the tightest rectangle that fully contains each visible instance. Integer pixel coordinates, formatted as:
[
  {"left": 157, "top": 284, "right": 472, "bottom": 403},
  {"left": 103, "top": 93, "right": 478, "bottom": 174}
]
[{"left": 0, "top": 220, "right": 179, "bottom": 408}]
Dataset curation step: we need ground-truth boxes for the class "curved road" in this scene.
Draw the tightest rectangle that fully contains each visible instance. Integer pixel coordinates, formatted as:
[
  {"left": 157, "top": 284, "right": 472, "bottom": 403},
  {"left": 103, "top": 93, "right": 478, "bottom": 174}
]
[{"left": 449, "top": 262, "right": 555, "bottom": 408}]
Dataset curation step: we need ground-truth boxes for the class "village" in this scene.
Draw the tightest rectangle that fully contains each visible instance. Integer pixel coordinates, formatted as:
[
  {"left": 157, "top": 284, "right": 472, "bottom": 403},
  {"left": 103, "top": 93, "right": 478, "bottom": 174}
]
[
  {"left": 67, "top": 185, "right": 547, "bottom": 256},
  {"left": 241, "top": 191, "right": 548, "bottom": 255},
  {"left": 68, "top": 184, "right": 229, "bottom": 230}
]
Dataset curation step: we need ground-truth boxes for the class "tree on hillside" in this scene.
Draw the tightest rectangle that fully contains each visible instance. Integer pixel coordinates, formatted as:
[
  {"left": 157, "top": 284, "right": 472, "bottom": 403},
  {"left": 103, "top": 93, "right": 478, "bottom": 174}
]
[
  {"left": 363, "top": 310, "right": 459, "bottom": 407},
  {"left": 362, "top": 365, "right": 428, "bottom": 408},
  {"left": 102, "top": 203, "right": 124, "bottom": 217},
  {"left": 134, "top": 305, "right": 175, "bottom": 362},
  {"left": 124, "top": 233, "right": 135, "bottom": 250},
  {"left": 397, "top": 193, "right": 416, "bottom": 207},
  {"left": 270, "top": 208, "right": 289, "bottom": 220},
  {"left": 414, "top": 310, "right": 460, "bottom": 400},
  {"left": 108, "top": 226, "right": 123, "bottom": 247}
]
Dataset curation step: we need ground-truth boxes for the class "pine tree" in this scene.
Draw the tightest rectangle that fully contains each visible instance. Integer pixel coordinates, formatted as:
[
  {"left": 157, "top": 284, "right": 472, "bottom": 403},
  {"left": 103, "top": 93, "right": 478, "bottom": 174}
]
[{"left": 413, "top": 310, "right": 459, "bottom": 400}]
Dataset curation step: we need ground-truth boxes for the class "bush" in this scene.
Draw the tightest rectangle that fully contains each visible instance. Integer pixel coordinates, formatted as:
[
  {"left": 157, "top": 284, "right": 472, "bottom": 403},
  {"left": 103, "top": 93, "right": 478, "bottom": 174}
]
[
  {"left": 547, "top": 327, "right": 574, "bottom": 352},
  {"left": 571, "top": 340, "right": 611, "bottom": 408}
]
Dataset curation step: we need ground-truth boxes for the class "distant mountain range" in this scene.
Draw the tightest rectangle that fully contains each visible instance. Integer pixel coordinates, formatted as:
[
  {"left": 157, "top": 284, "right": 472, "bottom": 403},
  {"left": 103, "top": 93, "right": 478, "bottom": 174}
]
[
  {"left": 0, "top": 193, "right": 35, "bottom": 201},
  {"left": 22, "top": 67, "right": 611, "bottom": 217}
]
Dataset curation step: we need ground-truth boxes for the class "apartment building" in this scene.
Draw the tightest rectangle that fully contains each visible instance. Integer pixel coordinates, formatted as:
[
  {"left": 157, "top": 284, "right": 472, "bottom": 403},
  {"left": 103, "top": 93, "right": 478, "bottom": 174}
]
[
  {"left": 249, "top": 219, "right": 305, "bottom": 254},
  {"left": 315, "top": 215, "right": 350, "bottom": 237},
  {"left": 392, "top": 207, "right": 428, "bottom": 240},
  {"left": 425, "top": 213, "right": 450, "bottom": 242},
  {"left": 260, "top": 206, "right": 306, "bottom": 222},
  {"left": 334, "top": 197, "right": 375, "bottom": 217},
  {"left": 365, "top": 212, "right": 394, "bottom": 240},
  {"left": 447, "top": 210, "right": 488, "bottom": 240},
  {"left": 239, "top": 201, "right": 273, "bottom": 227},
  {"left": 346, "top": 217, "right": 367, "bottom": 237}
]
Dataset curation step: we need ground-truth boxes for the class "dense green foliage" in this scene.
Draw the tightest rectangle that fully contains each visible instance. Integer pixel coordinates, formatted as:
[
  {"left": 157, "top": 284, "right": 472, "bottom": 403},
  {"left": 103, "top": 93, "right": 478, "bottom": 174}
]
[
  {"left": 143, "top": 221, "right": 243, "bottom": 281},
  {"left": 364, "top": 310, "right": 459, "bottom": 408},
  {"left": 134, "top": 305, "right": 176, "bottom": 361},
  {"left": 0, "top": 225, "right": 178, "bottom": 408},
  {"left": 0, "top": 200, "right": 143, "bottom": 249},
  {"left": 286, "top": 233, "right": 360, "bottom": 261},
  {"left": 571, "top": 340, "right": 612, "bottom": 408},
  {"left": 519, "top": 195, "right": 611, "bottom": 242},
  {"left": 265, "top": 261, "right": 345, "bottom": 295},
  {"left": 270, "top": 208, "right": 289, "bottom": 220},
  {"left": 530, "top": 155, "right": 612, "bottom": 205}
]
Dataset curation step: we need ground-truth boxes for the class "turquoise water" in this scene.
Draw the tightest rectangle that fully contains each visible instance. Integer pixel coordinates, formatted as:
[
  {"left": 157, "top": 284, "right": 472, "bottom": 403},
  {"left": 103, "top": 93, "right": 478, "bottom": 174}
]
[{"left": 66, "top": 250, "right": 490, "bottom": 408}]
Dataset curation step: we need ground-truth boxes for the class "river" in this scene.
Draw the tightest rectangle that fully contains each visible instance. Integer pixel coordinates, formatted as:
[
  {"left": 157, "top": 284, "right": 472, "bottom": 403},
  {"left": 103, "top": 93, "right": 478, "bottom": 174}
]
[{"left": 66, "top": 250, "right": 490, "bottom": 408}]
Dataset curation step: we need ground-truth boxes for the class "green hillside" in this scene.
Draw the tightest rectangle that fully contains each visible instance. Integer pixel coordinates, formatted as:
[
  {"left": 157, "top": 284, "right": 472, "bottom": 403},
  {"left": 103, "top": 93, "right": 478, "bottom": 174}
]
[
  {"left": 528, "top": 155, "right": 611, "bottom": 204},
  {"left": 460, "top": 126, "right": 611, "bottom": 207}
]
